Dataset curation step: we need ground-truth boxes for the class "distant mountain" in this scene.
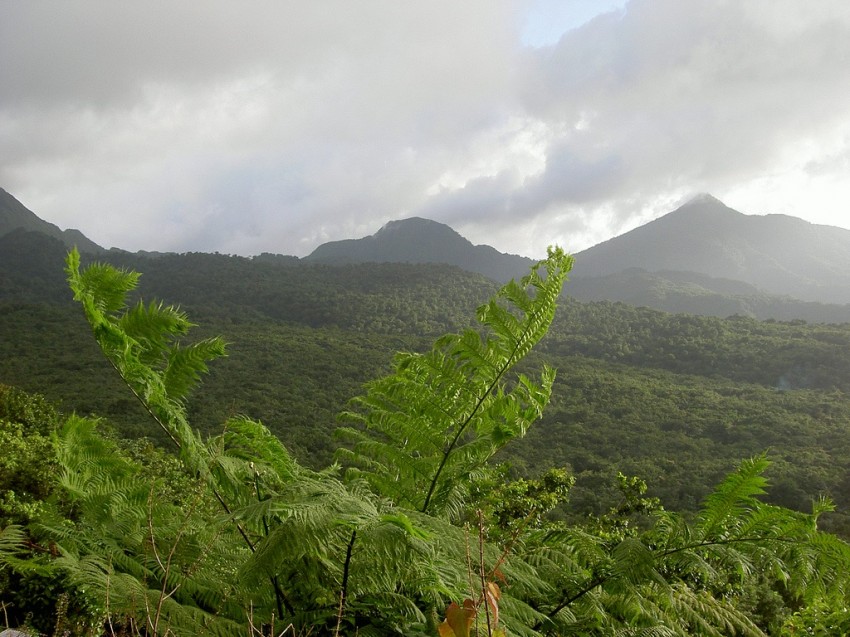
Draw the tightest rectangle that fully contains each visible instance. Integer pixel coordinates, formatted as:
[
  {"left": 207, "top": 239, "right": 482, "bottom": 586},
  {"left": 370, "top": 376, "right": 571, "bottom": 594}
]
[
  {"left": 0, "top": 187, "right": 104, "bottom": 254},
  {"left": 304, "top": 216, "right": 534, "bottom": 283},
  {"left": 4, "top": 184, "right": 849, "bottom": 321},
  {"left": 571, "top": 194, "right": 850, "bottom": 306},
  {"left": 303, "top": 199, "right": 850, "bottom": 320},
  {"left": 566, "top": 267, "right": 850, "bottom": 323}
]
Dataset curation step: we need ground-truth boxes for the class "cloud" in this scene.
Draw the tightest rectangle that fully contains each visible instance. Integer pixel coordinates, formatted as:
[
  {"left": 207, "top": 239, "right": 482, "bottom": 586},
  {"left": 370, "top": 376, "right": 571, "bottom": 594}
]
[
  {"left": 1, "top": 1, "right": 522, "bottom": 253},
  {"left": 523, "top": 1, "right": 850, "bottom": 196},
  {"left": 424, "top": 0, "right": 850, "bottom": 254},
  {"left": 2, "top": 1, "right": 850, "bottom": 258}
]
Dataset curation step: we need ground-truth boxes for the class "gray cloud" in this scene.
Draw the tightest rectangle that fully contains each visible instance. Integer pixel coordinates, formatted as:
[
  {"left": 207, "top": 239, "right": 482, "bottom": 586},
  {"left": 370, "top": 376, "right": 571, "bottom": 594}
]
[
  {"left": 2, "top": 1, "right": 849, "bottom": 258},
  {"left": 527, "top": 1, "right": 850, "bottom": 188}
]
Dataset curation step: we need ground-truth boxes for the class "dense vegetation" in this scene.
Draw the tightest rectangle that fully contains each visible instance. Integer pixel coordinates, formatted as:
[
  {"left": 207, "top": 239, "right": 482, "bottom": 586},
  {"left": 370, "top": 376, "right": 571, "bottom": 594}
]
[
  {"left": 1, "top": 248, "right": 850, "bottom": 635},
  {"left": 3, "top": 238, "right": 850, "bottom": 528}
]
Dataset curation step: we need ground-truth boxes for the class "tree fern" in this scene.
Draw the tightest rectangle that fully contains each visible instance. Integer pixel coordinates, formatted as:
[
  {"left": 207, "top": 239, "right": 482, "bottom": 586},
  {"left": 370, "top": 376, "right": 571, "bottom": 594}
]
[
  {"left": 38, "top": 414, "right": 246, "bottom": 635},
  {"left": 336, "top": 246, "right": 573, "bottom": 517},
  {"left": 66, "top": 248, "right": 224, "bottom": 467},
  {"left": 520, "top": 456, "right": 850, "bottom": 636}
]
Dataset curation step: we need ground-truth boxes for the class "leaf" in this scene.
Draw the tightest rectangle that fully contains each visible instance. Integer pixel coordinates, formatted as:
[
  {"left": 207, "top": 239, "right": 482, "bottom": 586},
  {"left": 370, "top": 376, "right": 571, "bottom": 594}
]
[
  {"left": 379, "top": 512, "right": 432, "bottom": 540},
  {"left": 438, "top": 599, "right": 477, "bottom": 637},
  {"left": 485, "top": 580, "right": 501, "bottom": 628}
]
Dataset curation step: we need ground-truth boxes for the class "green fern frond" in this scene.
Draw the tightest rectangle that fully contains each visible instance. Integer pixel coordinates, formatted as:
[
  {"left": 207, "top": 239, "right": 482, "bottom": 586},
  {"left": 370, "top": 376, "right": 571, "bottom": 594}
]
[
  {"left": 119, "top": 300, "right": 192, "bottom": 366},
  {"left": 697, "top": 455, "right": 770, "bottom": 539},
  {"left": 0, "top": 524, "right": 36, "bottom": 575},
  {"left": 65, "top": 248, "right": 222, "bottom": 459},
  {"left": 666, "top": 583, "right": 765, "bottom": 637},
  {"left": 336, "top": 247, "right": 572, "bottom": 517},
  {"left": 66, "top": 250, "right": 140, "bottom": 315},
  {"left": 163, "top": 338, "right": 228, "bottom": 402}
]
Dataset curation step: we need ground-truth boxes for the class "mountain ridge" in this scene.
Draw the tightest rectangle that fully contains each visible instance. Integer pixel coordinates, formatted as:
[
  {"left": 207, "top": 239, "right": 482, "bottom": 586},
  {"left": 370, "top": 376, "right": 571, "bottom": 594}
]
[
  {"left": 305, "top": 215, "right": 535, "bottom": 283},
  {"left": 3, "top": 185, "right": 850, "bottom": 319},
  {"left": 0, "top": 188, "right": 104, "bottom": 254}
]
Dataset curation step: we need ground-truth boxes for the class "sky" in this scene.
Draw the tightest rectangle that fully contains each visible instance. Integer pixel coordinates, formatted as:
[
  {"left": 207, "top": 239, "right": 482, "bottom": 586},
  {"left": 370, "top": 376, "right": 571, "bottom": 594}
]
[{"left": 2, "top": 1, "right": 849, "bottom": 259}]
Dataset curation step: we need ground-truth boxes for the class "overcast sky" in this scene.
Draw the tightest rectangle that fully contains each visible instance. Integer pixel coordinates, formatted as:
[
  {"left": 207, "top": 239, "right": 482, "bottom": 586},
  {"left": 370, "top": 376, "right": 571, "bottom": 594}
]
[{"left": 2, "top": 1, "right": 849, "bottom": 258}]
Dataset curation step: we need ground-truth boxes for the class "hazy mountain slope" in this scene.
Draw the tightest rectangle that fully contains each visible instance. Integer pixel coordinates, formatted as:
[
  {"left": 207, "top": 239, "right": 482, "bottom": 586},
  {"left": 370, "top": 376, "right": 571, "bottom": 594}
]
[
  {"left": 571, "top": 194, "right": 850, "bottom": 305},
  {"left": 566, "top": 267, "right": 850, "bottom": 323},
  {"left": 0, "top": 229, "right": 75, "bottom": 303},
  {"left": 305, "top": 216, "right": 534, "bottom": 282},
  {"left": 0, "top": 188, "right": 104, "bottom": 254}
]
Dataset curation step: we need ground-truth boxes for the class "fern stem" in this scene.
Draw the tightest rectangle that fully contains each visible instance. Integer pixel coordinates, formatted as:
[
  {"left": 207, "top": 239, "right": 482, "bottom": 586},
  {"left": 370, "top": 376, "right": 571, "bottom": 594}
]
[
  {"left": 105, "top": 355, "right": 181, "bottom": 449},
  {"left": 538, "top": 532, "right": 804, "bottom": 630},
  {"left": 420, "top": 327, "right": 525, "bottom": 514},
  {"left": 419, "top": 264, "right": 564, "bottom": 514},
  {"left": 539, "top": 573, "right": 608, "bottom": 627},
  {"left": 478, "top": 510, "right": 493, "bottom": 637},
  {"left": 335, "top": 529, "right": 358, "bottom": 636},
  {"left": 255, "top": 467, "right": 291, "bottom": 619},
  {"left": 660, "top": 535, "right": 799, "bottom": 557}
]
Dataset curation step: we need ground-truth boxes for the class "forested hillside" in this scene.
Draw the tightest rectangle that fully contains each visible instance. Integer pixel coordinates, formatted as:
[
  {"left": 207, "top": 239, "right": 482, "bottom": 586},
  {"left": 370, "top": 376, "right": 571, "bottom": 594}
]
[
  {"left": 3, "top": 247, "right": 850, "bottom": 635},
  {"left": 2, "top": 236, "right": 850, "bottom": 534}
]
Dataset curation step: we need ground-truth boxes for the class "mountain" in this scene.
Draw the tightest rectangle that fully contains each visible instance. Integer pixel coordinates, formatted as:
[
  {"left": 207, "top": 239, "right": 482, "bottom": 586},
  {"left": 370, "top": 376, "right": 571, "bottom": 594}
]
[
  {"left": 304, "top": 216, "right": 534, "bottom": 283},
  {"left": 570, "top": 194, "right": 850, "bottom": 306},
  {"left": 304, "top": 198, "right": 850, "bottom": 320},
  {"left": 565, "top": 267, "right": 850, "bottom": 323},
  {"left": 4, "top": 185, "right": 849, "bottom": 320},
  {"left": 5, "top": 195, "right": 850, "bottom": 527},
  {"left": 0, "top": 187, "right": 104, "bottom": 254}
]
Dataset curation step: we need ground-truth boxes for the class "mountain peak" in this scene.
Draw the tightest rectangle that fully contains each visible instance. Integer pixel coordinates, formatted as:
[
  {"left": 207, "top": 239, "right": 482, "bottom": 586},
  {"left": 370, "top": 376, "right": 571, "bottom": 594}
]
[
  {"left": 375, "top": 216, "right": 465, "bottom": 241},
  {"left": 670, "top": 193, "right": 739, "bottom": 219},
  {"left": 306, "top": 216, "right": 533, "bottom": 282},
  {"left": 684, "top": 192, "right": 723, "bottom": 206},
  {"left": 572, "top": 197, "right": 850, "bottom": 304}
]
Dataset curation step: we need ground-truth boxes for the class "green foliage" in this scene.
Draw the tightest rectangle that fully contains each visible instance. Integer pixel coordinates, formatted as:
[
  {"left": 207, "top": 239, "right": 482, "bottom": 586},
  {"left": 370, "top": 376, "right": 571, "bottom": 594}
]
[
  {"left": 782, "top": 598, "right": 850, "bottom": 635},
  {"left": 509, "top": 457, "right": 850, "bottom": 636},
  {"left": 474, "top": 466, "right": 575, "bottom": 537},
  {"left": 45, "top": 415, "right": 245, "bottom": 635},
  {"left": 6, "top": 249, "right": 850, "bottom": 522},
  {"left": 336, "top": 247, "right": 572, "bottom": 517},
  {"left": 0, "top": 385, "right": 59, "bottom": 525},
  {"left": 0, "top": 386, "right": 106, "bottom": 635},
  {"left": 3, "top": 247, "right": 850, "bottom": 636}
]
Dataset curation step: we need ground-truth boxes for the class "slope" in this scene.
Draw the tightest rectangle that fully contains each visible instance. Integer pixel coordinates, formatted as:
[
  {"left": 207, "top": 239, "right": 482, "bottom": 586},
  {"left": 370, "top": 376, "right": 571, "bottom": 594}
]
[
  {"left": 0, "top": 188, "right": 104, "bottom": 254},
  {"left": 571, "top": 194, "right": 850, "bottom": 305}
]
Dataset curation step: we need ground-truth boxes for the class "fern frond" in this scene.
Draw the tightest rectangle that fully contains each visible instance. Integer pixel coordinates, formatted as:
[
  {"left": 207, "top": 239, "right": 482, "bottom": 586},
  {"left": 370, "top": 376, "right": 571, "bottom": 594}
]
[
  {"left": 66, "top": 251, "right": 140, "bottom": 315},
  {"left": 65, "top": 248, "right": 222, "bottom": 460},
  {"left": 666, "top": 583, "right": 765, "bottom": 637},
  {"left": 0, "top": 524, "right": 39, "bottom": 574},
  {"left": 697, "top": 455, "right": 770, "bottom": 539},
  {"left": 163, "top": 337, "right": 228, "bottom": 402},
  {"left": 119, "top": 300, "right": 192, "bottom": 365},
  {"left": 337, "top": 247, "right": 573, "bottom": 517}
]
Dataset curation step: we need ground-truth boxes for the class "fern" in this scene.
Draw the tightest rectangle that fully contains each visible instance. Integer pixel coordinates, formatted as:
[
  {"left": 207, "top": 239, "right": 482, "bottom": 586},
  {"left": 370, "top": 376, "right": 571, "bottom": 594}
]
[
  {"left": 0, "top": 524, "right": 36, "bottom": 576},
  {"left": 60, "top": 247, "right": 850, "bottom": 636},
  {"left": 36, "top": 415, "right": 246, "bottom": 634},
  {"left": 66, "top": 248, "right": 224, "bottom": 467},
  {"left": 336, "top": 246, "right": 572, "bottom": 517}
]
